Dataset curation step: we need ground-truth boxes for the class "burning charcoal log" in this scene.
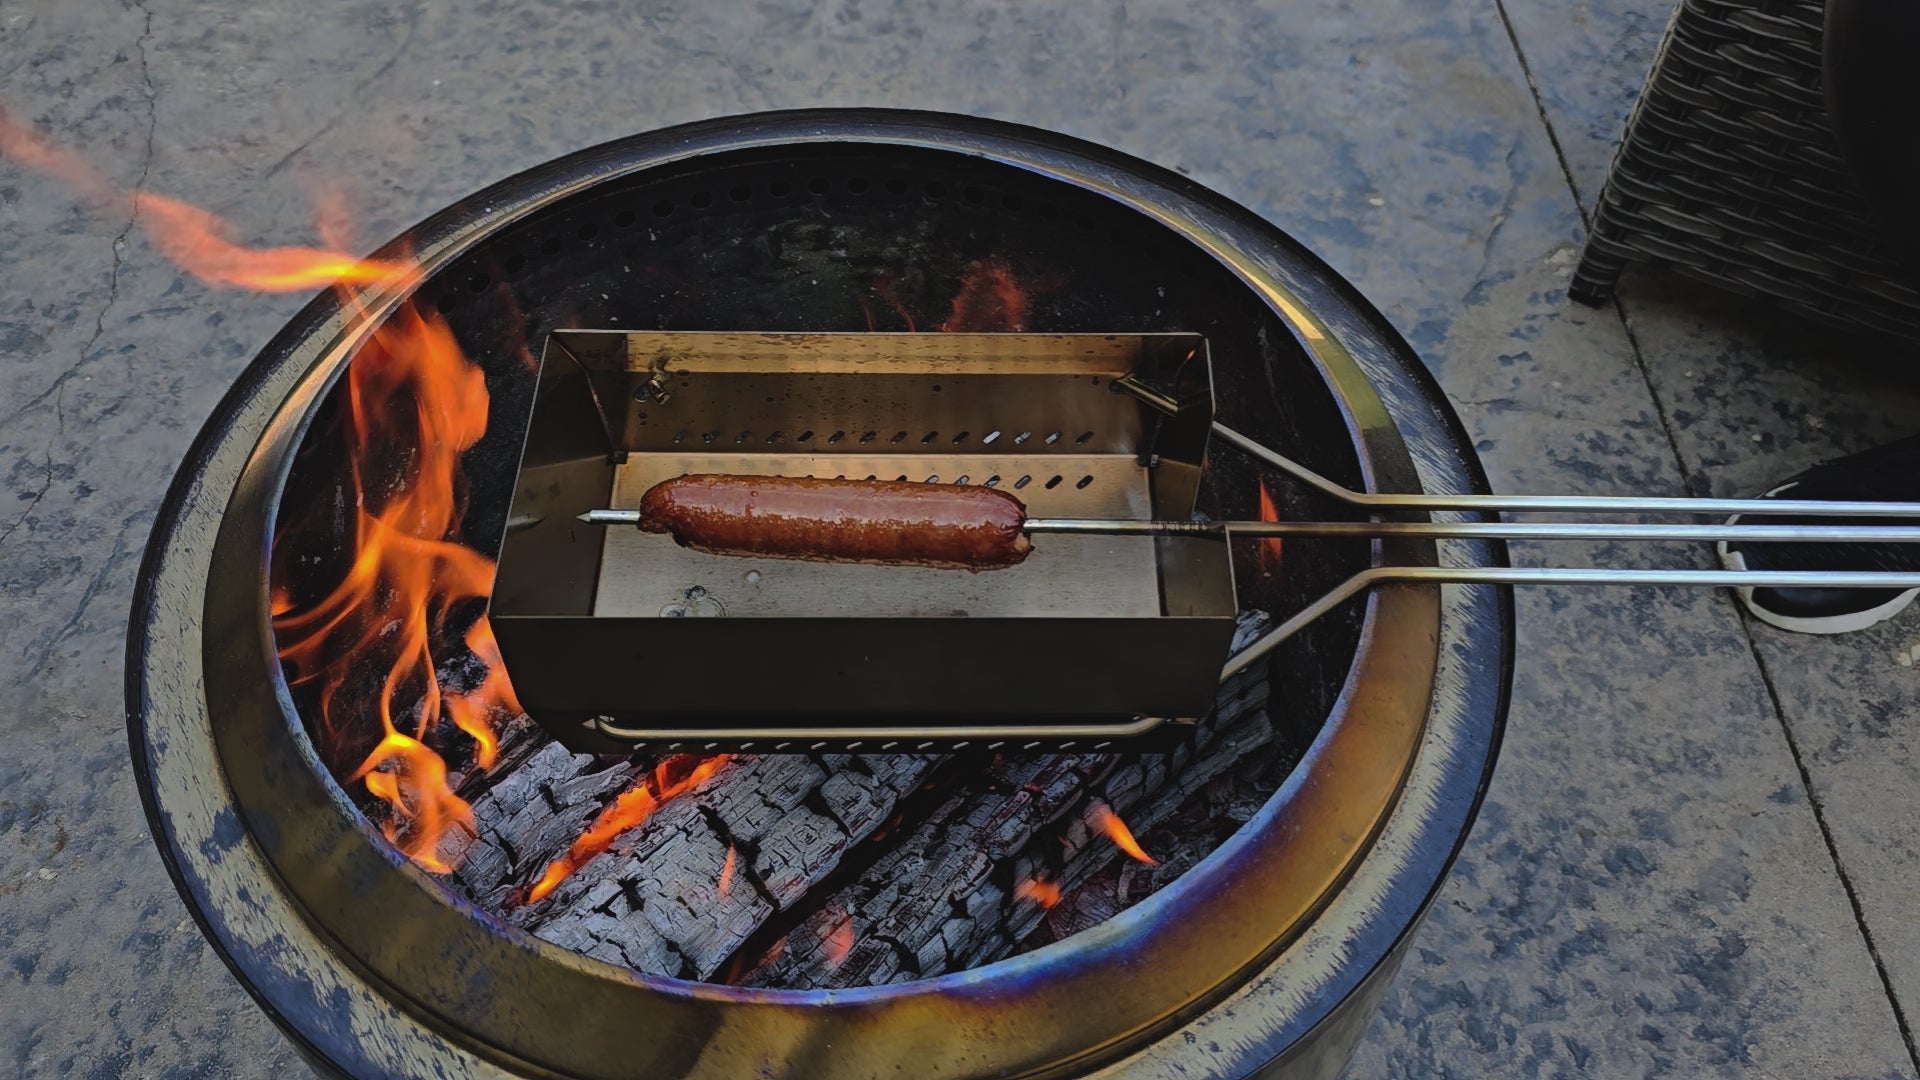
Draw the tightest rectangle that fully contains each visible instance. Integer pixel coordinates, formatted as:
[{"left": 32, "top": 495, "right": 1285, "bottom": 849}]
[
  {"left": 457, "top": 748, "right": 945, "bottom": 979},
  {"left": 742, "top": 612, "right": 1274, "bottom": 988}
]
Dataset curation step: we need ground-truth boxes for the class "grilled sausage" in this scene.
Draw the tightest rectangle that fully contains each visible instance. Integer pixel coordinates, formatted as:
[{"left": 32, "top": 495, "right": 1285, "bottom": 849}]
[{"left": 638, "top": 474, "right": 1033, "bottom": 570}]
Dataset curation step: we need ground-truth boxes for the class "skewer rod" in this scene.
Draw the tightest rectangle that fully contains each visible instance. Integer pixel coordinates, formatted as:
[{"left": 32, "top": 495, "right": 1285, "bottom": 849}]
[{"left": 584, "top": 510, "right": 1920, "bottom": 544}]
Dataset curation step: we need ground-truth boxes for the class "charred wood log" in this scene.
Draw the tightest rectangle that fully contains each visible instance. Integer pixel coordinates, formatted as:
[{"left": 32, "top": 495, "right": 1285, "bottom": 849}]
[{"left": 742, "top": 611, "right": 1274, "bottom": 987}]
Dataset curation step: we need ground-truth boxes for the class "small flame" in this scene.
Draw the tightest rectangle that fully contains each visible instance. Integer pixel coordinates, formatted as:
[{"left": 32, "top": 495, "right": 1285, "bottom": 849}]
[
  {"left": 718, "top": 844, "right": 738, "bottom": 898},
  {"left": 1256, "top": 479, "right": 1284, "bottom": 575},
  {"left": 1089, "top": 801, "right": 1157, "bottom": 866},
  {"left": 1016, "top": 877, "right": 1062, "bottom": 909},
  {"left": 528, "top": 755, "right": 734, "bottom": 903},
  {"left": 822, "top": 909, "right": 854, "bottom": 969}
]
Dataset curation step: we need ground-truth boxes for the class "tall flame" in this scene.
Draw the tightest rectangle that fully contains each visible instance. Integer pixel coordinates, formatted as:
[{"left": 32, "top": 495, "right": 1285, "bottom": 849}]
[
  {"left": 1089, "top": 801, "right": 1158, "bottom": 866},
  {"left": 528, "top": 755, "right": 734, "bottom": 903},
  {"left": 2, "top": 110, "right": 514, "bottom": 871}
]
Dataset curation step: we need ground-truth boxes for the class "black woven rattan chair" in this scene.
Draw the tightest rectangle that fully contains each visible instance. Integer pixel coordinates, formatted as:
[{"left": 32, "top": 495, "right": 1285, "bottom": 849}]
[{"left": 1571, "top": 0, "right": 1920, "bottom": 343}]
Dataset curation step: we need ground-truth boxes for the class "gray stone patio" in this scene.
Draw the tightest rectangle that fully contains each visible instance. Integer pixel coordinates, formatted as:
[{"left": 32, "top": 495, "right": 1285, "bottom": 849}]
[{"left": 2, "top": 0, "right": 1915, "bottom": 1076}]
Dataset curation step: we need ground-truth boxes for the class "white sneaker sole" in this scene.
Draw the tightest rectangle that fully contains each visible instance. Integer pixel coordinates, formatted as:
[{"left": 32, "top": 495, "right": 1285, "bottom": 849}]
[{"left": 1716, "top": 480, "right": 1919, "bottom": 635}]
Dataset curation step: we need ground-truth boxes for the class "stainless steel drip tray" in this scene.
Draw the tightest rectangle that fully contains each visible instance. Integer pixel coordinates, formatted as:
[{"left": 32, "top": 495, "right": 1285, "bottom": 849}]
[
  {"left": 595, "top": 452, "right": 1162, "bottom": 620},
  {"left": 490, "top": 330, "right": 1237, "bottom": 752}
]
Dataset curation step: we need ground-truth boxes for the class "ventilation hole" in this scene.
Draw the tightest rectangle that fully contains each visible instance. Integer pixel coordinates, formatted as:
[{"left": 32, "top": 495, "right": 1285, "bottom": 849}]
[
  {"left": 834, "top": 474, "right": 845, "bottom": 480},
  {"left": 768, "top": 179, "right": 792, "bottom": 197},
  {"left": 886, "top": 177, "right": 909, "bottom": 195},
  {"left": 703, "top": 431, "right": 719, "bottom": 443},
  {"left": 891, "top": 431, "right": 908, "bottom": 444},
  {"left": 690, "top": 191, "right": 713, "bottom": 209},
  {"left": 1075, "top": 431, "right": 1094, "bottom": 444},
  {"left": 541, "top": 237, "right": 562, "bottom": 255},
  {"left": 1076, "top": 475, "right": 1094, "bottom": 489},
  {"left": 962, "top": 184, "right": 986, "bottom": 204},
  {"left": 864, "top": 474, "right": 877, "bottom": 481},
  {"left": 859, "top": 431, "right": 877, "bottom": 443},
  {"left": 895, "top": 475, "right": 909, "bottom": 482},
  {"left": 921, "top": 431, "right": 939, "bottom": 444},
  {"left": 729, "top": 183, "right": 752, "bottom": 202},
  {"left": 613, "top": 210, "right": 637, "bottom": 228},
  {"left": 1001, "top": 193, "right": 1024, "bottom": 211},
  {"left": 652, "top": 199, "right": 674, "bottom": 217},
  {"left": 434, "top": 293, "right": 457, "bottom": 314},
  {"left": 982, "top": 430, "right": 1001, "bottom": 444},
  {"left": 925, "top": 475, "right": 940, "bottom": 484},
  {"left": 1014, "top": 431, "right": 1032, "bottom": 445},
  {"left": 984, "top": 475, "right": 1001, "bottom": 487},
  {"left": 1045, "top": 432, "right": 1061, "bottom": 445},
  {"left": 468, "top": 273, "right": 490, "bottom": 293},
  {"left": 577, "top": 223, "right": 599, "bottom": 241},
  {"left": 828, "top": 430, "right": 845, "bottom": 443},
  {"left": 846, "top": 176, "right": 870, "bottom": 194},
  {"left": 736, "top": 430, "right": 753, "bottom": 443},
  {"left": 1045, "top": 475, "right": 1064, "bottom": 489},
  {"left": 796, "top": 430, "right": 814, "bottom": 443},
  {"left": 504, "top": 253, "right": 526, "bottom": 274},
  {"left": 954, "top": 475, "right": 970, "bottom": 485},
  {"left": 672, "top": 431, "right": 689, "bottom": 444},
  {"left": 1014, "top": 475, "right": 1032, "bottom": 489},
  {"left": 924, "top": 180, "right": 948, "bottom": 198},
  {"left": 807, "top": 176, "right": 831, "bottom": 194},
  {"left": 766, "top": 431, "right": 785, "bottom": 444},
  {"left": 952, "top": 431, "right": 970, "bottom": 444}
]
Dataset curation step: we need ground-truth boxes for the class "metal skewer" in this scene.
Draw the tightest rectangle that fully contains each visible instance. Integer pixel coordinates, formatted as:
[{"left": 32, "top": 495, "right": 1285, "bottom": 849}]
[{"left": 581, "top": 509, "right": 1920, "bottom": 546}]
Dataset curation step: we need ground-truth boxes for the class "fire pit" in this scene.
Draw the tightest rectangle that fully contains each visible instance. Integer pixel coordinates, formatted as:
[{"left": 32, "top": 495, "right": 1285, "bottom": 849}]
[{"left": 128, "top": 110, "right": 1511, "bottom": 1078}]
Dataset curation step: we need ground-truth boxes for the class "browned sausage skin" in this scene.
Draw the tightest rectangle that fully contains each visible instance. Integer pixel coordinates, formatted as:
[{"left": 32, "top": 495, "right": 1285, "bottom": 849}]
[{"left": 638, "top": 474, "right": 1034, "bottom": 570}]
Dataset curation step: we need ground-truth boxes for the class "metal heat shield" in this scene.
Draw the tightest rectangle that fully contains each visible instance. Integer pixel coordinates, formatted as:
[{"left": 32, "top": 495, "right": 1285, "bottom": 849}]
[{"left": 491, "top": 330, "right": 1235, "bottom": 752}]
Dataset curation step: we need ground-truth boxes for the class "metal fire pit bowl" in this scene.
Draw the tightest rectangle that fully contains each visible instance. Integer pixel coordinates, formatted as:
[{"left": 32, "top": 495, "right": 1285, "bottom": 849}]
[
  {"left": 128, "top": 110, "right": 1510, "bottom": 1079},
  {"left": 496, "top": 330, "right": 1236, "bottom": 751}
]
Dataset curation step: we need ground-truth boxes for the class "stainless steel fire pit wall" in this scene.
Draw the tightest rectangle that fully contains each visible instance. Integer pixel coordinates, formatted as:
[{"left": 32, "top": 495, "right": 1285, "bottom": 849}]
[{"left": 128, "top": 111, "right": 1510, "bottom": 1080}]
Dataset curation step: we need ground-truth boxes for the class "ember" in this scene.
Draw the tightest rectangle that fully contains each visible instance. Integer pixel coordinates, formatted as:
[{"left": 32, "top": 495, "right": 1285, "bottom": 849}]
[{"left": 1016, "top": 878, "right": 1063, "bottom": 909}]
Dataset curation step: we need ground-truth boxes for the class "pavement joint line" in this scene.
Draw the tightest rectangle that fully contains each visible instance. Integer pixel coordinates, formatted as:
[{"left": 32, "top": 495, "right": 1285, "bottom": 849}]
[
  {"left": 1736, "top": 609, "right": 1920, "bottom": 1075},
  {"left": 1491, "top": 0, "right": 1592, "bottom": 228}
]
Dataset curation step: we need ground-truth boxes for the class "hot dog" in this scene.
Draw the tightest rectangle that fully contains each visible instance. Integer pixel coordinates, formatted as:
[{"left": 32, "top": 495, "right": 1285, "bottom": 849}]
[{"left": 638, "top": 474, "right": 1033, "bottom": 570}]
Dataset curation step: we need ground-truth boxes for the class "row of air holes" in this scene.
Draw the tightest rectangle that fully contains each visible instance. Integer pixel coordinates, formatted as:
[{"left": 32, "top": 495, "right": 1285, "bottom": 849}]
[
  {"left": 431, "top": 178, "right": 1099, "bottom": 313},
  {"left": 668, "top": 428, "right": 1096, "bottom": 448},
  {"left": 632, "top": 740, "right": 1112, "bottom": 753},
  {"left": 809, "top": 472, "right": 1094, "bottom": 490}
]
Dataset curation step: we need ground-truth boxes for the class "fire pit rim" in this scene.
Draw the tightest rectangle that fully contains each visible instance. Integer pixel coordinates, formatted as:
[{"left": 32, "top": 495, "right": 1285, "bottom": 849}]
[{"left": 129, "top": 108, "right": 1503, "bottom": 1079}]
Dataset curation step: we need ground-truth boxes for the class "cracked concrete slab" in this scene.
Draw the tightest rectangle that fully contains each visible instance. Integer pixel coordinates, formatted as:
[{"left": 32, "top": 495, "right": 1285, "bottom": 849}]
[{"left": 2, "top": 0, "right": 1915, "bottom": 1077}]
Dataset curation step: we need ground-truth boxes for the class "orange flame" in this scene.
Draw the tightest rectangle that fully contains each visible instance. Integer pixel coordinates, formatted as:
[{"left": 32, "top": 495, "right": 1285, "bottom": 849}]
[
  {"left": 1256, "top": 479, "right": 1284, "bottom": 575},
  {"left": 939, "top": 256, "right": 1028, "bottom": 332},
  {"left": 1089, "top": 802, "right": 1157, "bottom": 866},
  {"left": 719, "top": 844, "right": 738, "bottom": 899},
  {"left": 1016, "top": 878, "right": 1063, "bottom": 909},
  {"left": 2, "top": 111, "right": 516, "bottom": 871},
  {"left": 0, "top": 109, "right": 408, "bottom": 293},
  {"left": 822, "top": 909, "right": 855, "bottom": 969},
  {"left": 528, "top": 755, "right": 734, "bottom": 903}
]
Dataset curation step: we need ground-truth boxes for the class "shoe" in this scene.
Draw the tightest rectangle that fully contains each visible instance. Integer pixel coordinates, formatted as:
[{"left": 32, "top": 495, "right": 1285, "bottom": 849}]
[{"left": 1716, "top": 436, "right": 1920, "bottom": 635}]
